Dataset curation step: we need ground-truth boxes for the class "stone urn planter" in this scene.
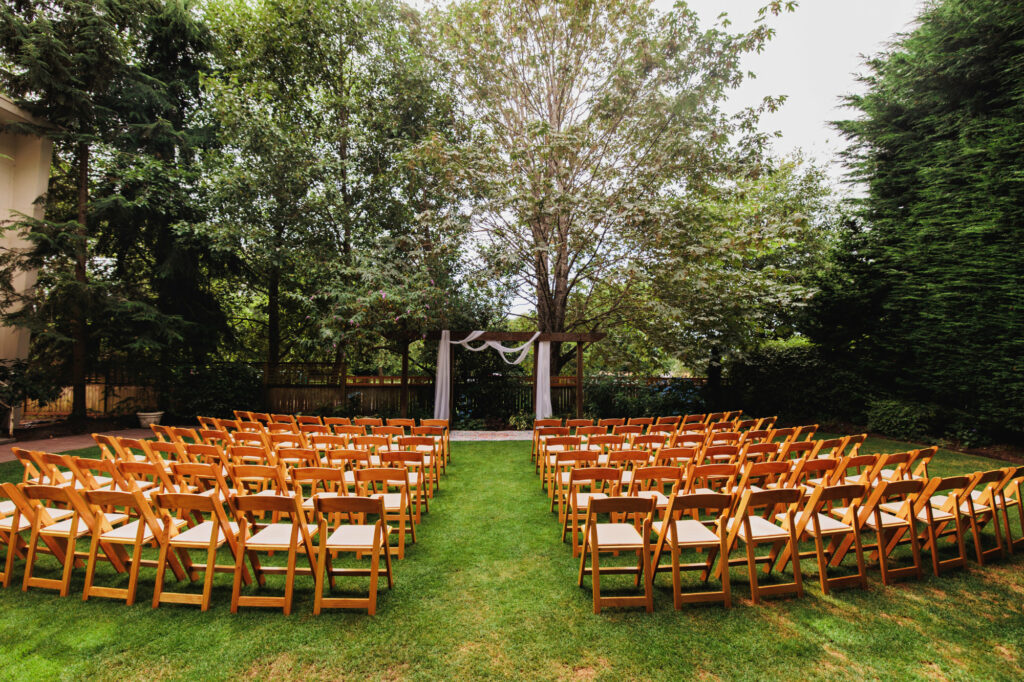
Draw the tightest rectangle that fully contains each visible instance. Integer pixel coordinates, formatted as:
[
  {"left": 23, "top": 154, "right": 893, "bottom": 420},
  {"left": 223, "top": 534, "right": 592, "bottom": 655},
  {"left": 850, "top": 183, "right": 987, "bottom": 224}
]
[{"left": 136, "top": 410, "right": 165, "bottom": 427}]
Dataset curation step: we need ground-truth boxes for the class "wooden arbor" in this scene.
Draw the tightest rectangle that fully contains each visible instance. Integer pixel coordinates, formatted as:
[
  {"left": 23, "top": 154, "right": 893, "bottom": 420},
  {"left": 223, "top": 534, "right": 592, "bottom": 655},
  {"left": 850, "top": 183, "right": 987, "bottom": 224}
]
[{"left": 388, "top": 331, "right": 605, "bottom": 419}]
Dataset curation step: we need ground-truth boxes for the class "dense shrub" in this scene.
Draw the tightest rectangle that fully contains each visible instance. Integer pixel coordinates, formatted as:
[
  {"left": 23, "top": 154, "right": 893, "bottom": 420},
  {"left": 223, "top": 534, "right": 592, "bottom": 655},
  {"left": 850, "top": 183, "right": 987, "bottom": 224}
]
[
  {"left": 865, "top": 398, "right": 940, "bottom": 442},
  {"left": 162, "top": 364, "right": 262, "bottom": 420},
  {"left": 583, "top": 375, "right": 704, "bottom": 418},
  {"left": 724, "top": 342, "right": 871, "bottom": 425}
]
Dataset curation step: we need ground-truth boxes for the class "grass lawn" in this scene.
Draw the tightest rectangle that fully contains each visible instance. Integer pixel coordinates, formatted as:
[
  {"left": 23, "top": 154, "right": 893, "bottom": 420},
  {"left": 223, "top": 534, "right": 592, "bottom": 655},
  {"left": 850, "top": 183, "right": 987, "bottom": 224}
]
[{"left": 0, "top": 437, "right": 1022, "bottom": 680}]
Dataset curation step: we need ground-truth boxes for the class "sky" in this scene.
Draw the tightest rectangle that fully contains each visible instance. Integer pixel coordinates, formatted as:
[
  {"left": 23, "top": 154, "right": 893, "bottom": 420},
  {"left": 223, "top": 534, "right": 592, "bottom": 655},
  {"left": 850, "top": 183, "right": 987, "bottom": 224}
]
[{"left": 670, "top": 0, "right": 924, "bottom": 183}]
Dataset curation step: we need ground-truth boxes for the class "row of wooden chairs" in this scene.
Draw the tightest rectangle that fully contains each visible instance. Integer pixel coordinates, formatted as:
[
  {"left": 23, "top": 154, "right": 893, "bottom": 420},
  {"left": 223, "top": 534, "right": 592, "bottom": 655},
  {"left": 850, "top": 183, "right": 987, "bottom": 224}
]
[
  {"left": 0, "top": 480, "right": 396, "bottom": 615},
  {"left": 180, "top": 416, "right": 452, "bottom": 465},
  {"left": 545, "top": 453, "right": 1023, "bottom": 612}
]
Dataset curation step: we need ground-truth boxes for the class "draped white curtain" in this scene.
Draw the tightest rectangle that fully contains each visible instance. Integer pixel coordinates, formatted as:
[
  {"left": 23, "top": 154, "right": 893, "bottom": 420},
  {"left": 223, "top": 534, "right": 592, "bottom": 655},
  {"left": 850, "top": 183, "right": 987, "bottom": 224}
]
[{"left": 433, "top": 330, "right": 552, "bottom": 420}]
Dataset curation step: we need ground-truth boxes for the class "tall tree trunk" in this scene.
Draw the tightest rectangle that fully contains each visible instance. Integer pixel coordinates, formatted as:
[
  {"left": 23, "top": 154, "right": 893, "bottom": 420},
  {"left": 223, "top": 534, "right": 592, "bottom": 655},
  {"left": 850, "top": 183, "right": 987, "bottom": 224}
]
[
  {"left": 70, "top": 142, "right": 90, "bottom": 421},
  {"left": 267, "top": 263, "right": 281, "bottom": 368}
]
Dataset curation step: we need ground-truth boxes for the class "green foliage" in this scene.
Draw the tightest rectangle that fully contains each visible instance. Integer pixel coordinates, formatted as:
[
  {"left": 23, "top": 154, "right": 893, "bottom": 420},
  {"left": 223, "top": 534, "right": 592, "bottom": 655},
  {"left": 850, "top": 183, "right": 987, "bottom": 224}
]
[
  {"left": 583, "top": 376, "right": 704, "bottom": 419},
  {"left": 813, "top": 0, "right": 1024, "bottom": 441},
  {"left": 724, "top": 341, "right": 871, "bottom": 425},
  {"left": 161, "top": 364, "right": 262, "bottom": 420},
  {"left": 0, "top": 359, "right": 62, "bottom": 410},
  {"left": 865, "top": 399, "right": 940, "bottom": 443}
]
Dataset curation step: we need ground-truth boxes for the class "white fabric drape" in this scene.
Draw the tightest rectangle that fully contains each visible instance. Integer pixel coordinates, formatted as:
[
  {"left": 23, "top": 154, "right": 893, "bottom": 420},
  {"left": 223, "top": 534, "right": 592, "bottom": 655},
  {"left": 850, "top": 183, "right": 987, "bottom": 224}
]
[
  {"left": 432, "top": 330, "right": 452, "bottom": 420},
  {"left": 534, "top": 341, "right": 553, "bottom": 419},
  {"left": 432, "top": 330, "right": 551, "bottom": 420}
]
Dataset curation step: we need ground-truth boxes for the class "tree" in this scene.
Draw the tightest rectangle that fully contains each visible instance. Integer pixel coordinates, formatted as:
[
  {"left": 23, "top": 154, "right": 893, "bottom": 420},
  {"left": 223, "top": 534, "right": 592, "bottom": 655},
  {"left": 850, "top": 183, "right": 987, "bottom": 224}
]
[
  {"left": 430, "top": 0, "right": 797, "bottom": 372},
  {"left": 200, "top": 0, "right": 467, "bottom": 370},
  {"left": 815, "top": 0, "right": 1024, "bottom": 438},
  {"left": 0, "top": 0, "right": 196, "bottom": 419}
]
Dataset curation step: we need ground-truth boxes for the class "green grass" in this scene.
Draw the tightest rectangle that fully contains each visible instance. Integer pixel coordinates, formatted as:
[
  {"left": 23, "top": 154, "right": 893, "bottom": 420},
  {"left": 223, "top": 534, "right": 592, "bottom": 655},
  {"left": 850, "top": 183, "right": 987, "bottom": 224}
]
[{"left": 0, "top": 437, "right": 1022, "bottom": 680}]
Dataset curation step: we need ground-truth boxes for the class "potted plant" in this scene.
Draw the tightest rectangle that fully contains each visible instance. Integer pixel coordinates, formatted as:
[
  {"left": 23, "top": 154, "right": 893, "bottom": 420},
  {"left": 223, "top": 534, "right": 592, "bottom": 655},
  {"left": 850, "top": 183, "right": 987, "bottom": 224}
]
[{"left": 119, "top": 394, "right": 164, "bottom": 427}]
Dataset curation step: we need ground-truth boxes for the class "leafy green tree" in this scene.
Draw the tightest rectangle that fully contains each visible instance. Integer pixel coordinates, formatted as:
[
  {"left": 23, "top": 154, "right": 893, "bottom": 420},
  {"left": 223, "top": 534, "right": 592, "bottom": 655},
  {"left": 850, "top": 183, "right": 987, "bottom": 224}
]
[
  {"left": 814, "top": 0, "right": 1024, "bottom": 438},
  {"left": 0, "top": 0, "right": 201, "bottom": 418},
  {"left": 429, "top": 0, "right": 798, "bottom": 372}
]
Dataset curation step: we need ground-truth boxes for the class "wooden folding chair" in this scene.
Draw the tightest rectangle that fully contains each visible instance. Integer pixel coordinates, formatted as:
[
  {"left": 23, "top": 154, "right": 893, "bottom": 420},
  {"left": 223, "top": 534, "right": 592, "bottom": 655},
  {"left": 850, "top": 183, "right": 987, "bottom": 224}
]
[
  {"left": 420, "top": 419, "right": 451, "bottom": 465},
  {"left": 566, "top": 418, "right": 594, "bottom": 433},
  {"left": 151, "top": 491, "right": 247, "bottom": 610},
  {"left": 230, "top": 493, "right": 318, "bottom": 615},
  {"left": 353, "top": 417, "right": 383, "bottom": 428},
  {"left": 651, "top": 492, "right": 732, "bottom": 609},
  {"left": 722, "top": 488, "right": 804, "bottom": 604},
  {"left": 0, "top": 482, "right": 75, "bottom": 588},
  {"left": 740, "top": 442, "right": 780, "bottom": 464},
  {"left": 552, "top": 450, "right": 601, "bottom": 520},
  {"left": 289, "top": 466, "right": 346, "bottom": 521},
  {"left": 829, "top": 479, "right": 926, "bottom": 585},
  {"left": 323, "top": 416, "right": 351, "bottom": 429},
  {"left": 894, "top": 475, "right": 971, "bottom": 576},
  {"left": 627, "top": 466, "right": 684, "bottom": 513},
  {"left": 598, "top": 418, "right": 626, "bottom": 428},
  {"left": 313, "top": 495, "right": 394, "bottom": 615},
  {"left": 576, "top": 496, "right": 655, "bottom": 614},
  {"left": 396, "top": 436, "right": 441, "bottom": 491},
  {"left": 939, "top": 469, "right": 1006, "bottom": 566},
  {"left": 606, "top": 449, "right": 655, "bottom": 491},
  {"left": 12, "top": 447, "right": 45, "bottom": 484},
  {"left": 81, "top": 489, "right": 189, "bottom": 604},
  {"left": 772, "top": 484, "right": 868, "bottom": 595},
  {"left": 997, "top": 466, "right": 1024, "bottom": 553},
  {"left": 627, "top": 417, "right": 654, "bottom": 427},
  {"left": 353, "top": 468, "right": 417, "bottom": 559},
  {"left": 380, "top": 451, "right": 430, "bottom": 522},
  {"left": 21, "top": 484, "right": 130, "bottom": 597},
  {"left": 561, "top": 466, "right": 620, "bottom": 557}
]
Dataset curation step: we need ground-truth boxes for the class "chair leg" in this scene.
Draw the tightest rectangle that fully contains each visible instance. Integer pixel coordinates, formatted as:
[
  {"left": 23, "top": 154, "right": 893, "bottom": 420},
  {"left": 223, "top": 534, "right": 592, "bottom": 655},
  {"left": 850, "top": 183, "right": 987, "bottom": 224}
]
[
  {"left": 82, "top": 532, "right": 101, "bottom": 601},
  {"left": 283, "top": 545, "right": 297, "bottom": 616},
  {"left": 126, "top": 540, "right": 144, "bottom": 606},
  {"left": 745, "top": 540, "right": 760, "bottom": 605}
]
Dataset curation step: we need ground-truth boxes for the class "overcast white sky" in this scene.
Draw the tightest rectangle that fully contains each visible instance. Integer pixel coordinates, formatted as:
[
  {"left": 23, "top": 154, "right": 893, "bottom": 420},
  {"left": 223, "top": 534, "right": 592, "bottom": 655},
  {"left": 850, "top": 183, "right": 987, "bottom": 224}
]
[{"left": 670, "top": 0, "right": 924, "bottom": 182}]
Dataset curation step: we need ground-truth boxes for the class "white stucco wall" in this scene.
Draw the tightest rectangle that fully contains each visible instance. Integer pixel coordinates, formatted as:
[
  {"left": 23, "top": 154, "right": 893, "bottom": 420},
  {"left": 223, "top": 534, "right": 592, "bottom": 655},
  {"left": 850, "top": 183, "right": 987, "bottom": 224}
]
[{"left": 0, "top": 94, "right": 51, "bottom": 364}]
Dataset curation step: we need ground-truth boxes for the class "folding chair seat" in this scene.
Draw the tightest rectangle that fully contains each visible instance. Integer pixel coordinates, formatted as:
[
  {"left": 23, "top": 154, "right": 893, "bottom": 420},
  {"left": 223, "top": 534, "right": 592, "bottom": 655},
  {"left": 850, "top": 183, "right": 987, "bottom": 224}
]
[
  {"left": 627, "top": 466, "right": 684, "bottom": 512},
  {"left": 722, "top": 488, "right": 804, "bottom": 604},
  {"left": 561, "top": 467, "right": 621, "bottom": 557},
  {"left": 577, "top": 496, "right": 654, "bottom": 613},
  {"left": 652, "top": 492, "right": 732, "bottom": 608},
  {"left": 771, "top": 484, "right": 868, "bottom": 594},
  {"left": 81, "top": 489, "right": 190, "bottom": 605},
  {"left": 313, "top": 495, "right": 394, "bottom": 615},
  {"left": 230, "top": 492, "right": 318, "bottom": 615},
  {"left": 0, "top": 482, "right": 75, "bottom": 588},
  {"left": 829, "top": 479, "right": 926, "bottom": 585},
  {"left": 354, "top": 468, "right": 417, "bottom": 559},
  {"left": 20, "top": 484, "right": 130, "bottom": 597}
]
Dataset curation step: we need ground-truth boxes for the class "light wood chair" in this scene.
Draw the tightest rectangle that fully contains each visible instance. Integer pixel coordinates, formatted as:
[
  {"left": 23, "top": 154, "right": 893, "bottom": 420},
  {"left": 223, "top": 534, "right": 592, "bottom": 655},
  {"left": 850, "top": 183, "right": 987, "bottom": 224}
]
[
  {"left": 722, "top": 487, "right": 804, "bottom": 604},
  {"left": 81, "top": 488, "right": 189, "bottom": 604},
  {"left": 354, "top": 468, "right": 417, "bottom": 559},
  {"left": 152, "top": 491, "right": 247, "bottom": 611},
  {"left": 313, "top": 495, "right": 394, "bottom": 615},
  {"left": 230, "top": 493, "right": 318, "bottom": 615},
  {"left": 651, "top": 492, "right": 732, "bottom": 609},
  {"left": 21, "top": 484, "right": 130, "bottom": 596},
  {"left": 772, "top": 483, "right": 869, "bottom": 595},
  {"left": 561, "top": 466, "right": 620, "bottom": 557},
  {"left": 997, "top": 466, "right": 1024, "bottom": 553},
  {"left": 0, "top": 482, "right": 75, "bottom": 588},
  {"left": 576, "top": 496, "right": 655, "bottom": 614}
]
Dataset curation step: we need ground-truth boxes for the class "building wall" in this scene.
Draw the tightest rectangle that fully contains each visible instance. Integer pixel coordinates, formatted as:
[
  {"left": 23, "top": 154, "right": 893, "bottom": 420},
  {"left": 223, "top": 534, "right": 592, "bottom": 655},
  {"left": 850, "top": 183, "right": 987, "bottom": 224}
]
[{"left": 0, "top": 95, "right": 51, "bottom": 363}]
